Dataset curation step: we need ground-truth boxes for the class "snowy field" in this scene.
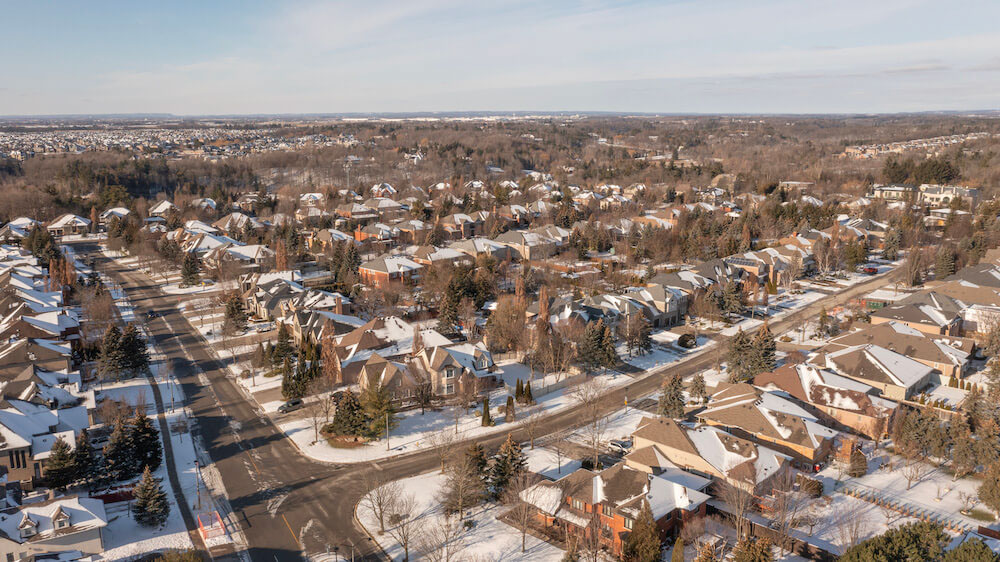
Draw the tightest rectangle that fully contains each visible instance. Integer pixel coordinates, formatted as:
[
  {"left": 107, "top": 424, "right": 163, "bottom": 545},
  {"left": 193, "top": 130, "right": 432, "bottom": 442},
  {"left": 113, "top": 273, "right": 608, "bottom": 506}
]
[{"left": 359, "top": 472, "right": 564, "bottom": 562}]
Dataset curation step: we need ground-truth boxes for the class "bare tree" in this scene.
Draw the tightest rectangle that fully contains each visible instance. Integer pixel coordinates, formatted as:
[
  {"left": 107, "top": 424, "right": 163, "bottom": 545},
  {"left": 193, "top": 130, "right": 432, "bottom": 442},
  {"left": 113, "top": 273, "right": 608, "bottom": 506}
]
[
  {"left": 770, "top": 470, "right": 806, "bottom": 554},
  {"left": 521, "top": 408, "right": 544, "bottom": 450},
  {"left": 387, "top": 492, "right": 421, "bottom": 562},
  {"left": 360, "top": 472, "right": 401, "bottom": 534},
  {"left": 548, "top": 440, "right": 573, "bottom": 476},
  {"left": 834, "top": 501, "right": 867, "bottom": 553},
  {"left": 439, "top": 454, "right": 482, "bottom": 521},
  {"left": 504, "top": 472, "right": 541, "bottom": 553},
  {"left": 783, "top": 254, "right": 803, "bottom": 292},
  {"left": 879, "top": 500, "right": 897, "bottom": 526},
  {"left": 714, "top": 481, "right": 754, "bottom": 541},
  {"left": 571, "top": 379, "right": 609, "bottom": 468},
  {"left": 305, "top": 377, "right": 337, "bottom": 444},
  {"left": 417, "top": 516, "right": 465, "bottom": 562},
  {"left": 902, "top": 458, "right": 929, "bottom": 490},
  {"left": 959, "top": 491, "right": 978, "bottom": 514},
  {"left": 414, "top": 380, "right": 434, "bottom": 415},
  {"left": 428, "top": 430, "right": 456, "bottom": 473}
]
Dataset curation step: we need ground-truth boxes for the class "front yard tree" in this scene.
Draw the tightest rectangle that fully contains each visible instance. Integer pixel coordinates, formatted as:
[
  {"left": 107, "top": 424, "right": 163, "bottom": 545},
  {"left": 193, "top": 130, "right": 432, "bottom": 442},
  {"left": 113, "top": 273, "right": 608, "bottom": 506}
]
[
  {"left": 180, "top": 252, "right": 200, "bottom": 287},
  {"left": 839, "top": 521, "right": 946, "bottom": 562},
  {"left": 621, "top": 500, "right": 661, "bottom": 562},
  {"left": 133, "top": 466, "right": 170, "bottom": 527},
  {"left": 223, "top": 293, "right": 248, "bottom": 336},
  {"left": 623, "top": 314, "right": 652, "bottom": 357},
  {"left": 727, "top": 329, "right": 753, "bottom": 382},
  {"left": 44, "top": 436, "right": 75, "bottom": 490},
  {"left": 488, "top": 433, "right": 527, "bottom": 498},
  {"left": 273, "top": 322, "right": 293, "bottom": 365},
  {"left": 658, "top": 375, "right": 685, "bottom": 419},
  {"left": 104, "top": 417, "right": 139, "bottom": 481},
  {"left": 485, "top": 295, "right": 526, "bottom": 353},
  {"left": 98, "top": 325, "right": 126, "bottom": 380},
  {"left": 689, "top": 373, "right": 708, "bottom": 404},
  {"left": 331, "top": 391, "right": 366, "bottom": 436},
  {"left": 361, "top": 381, "right": 397, "bottom": 439},
  {"left": 481, "top": 395, "right": 493, "bottom": 426},
  {"left": 74, "top": 429, "right": 96, "bottom": 486},
  {"left": 441, "top": 452, "right": 483, "bottom": 520},
  {"left": 753, "top": 322, "right": 776, "bottom": 374},
  {"left": 978, "top": 462, "right": 1000, "bottom": 513},
  {"left": 577, "top": 321, "right": 605, "bottom": 373},
  {"left": 131, "top": 409, "right": 162, "bottom": 472},
  {"left": 121, "top": 324, "right": 150, "bottom": 376}
]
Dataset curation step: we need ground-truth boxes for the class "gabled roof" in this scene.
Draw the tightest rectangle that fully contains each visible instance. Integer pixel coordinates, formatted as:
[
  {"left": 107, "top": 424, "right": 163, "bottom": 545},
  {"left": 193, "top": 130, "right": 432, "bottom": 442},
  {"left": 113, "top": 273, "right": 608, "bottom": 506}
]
[{"left": 825, "top": 344, "right": 934, "bottom": 390}]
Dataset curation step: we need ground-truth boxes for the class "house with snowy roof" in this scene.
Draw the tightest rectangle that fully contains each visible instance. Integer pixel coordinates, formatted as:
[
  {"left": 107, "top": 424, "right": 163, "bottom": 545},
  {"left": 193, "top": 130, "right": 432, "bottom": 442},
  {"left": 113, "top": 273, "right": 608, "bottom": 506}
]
[
  {"left": 819, "top": 344, "right": 934, "bottom": 401},
  {"left": 412, "top": 341, "right": 496, "bottom": 397},
  {"left": 824, "top": 321, "right": 973, "bottom": 382},
  {"left": 97, "top": 207, "right": 130, "bottom": 226},
  {"left": 627, "top": 417, "right": 791, "bottom": 494},
  {"left": 754, "top": 362, "right": 897, "bottom": 439},
  {"left": 869, "top": 291, "right": 963, "bottom": 336},
  {"left": 494, "top": 230, "right": 557, "bottom": 261},
  {"left": 358, "top": 254, "right": 422, "bottom": 289},
  {"left": 0, "top": 495, "right": 107, "bottom": 557},
  {"left": 695, "top": 383, "right": 839, "bottom": 465},
  {"left": 922, "top": 280, "right": 1000, "bottom": 336},
  {"left": 45, "top": 215, "right": 91, "bottom": 237},
  {"left": 520, "top": 463, "right": 710, "bottom": 558},
  {"left": 148, "top": 200, "right": 178, "bottom": 218},
  {"left": 0, "top": 339, "right": 72, "bottom": 379}
]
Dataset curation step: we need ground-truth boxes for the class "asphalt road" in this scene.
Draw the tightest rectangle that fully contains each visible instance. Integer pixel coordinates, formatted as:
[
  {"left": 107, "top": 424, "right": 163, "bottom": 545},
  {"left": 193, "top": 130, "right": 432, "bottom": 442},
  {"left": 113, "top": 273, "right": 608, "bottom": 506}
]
[{"left": 77, "top": 241, "right": 900, "bottom": 561}]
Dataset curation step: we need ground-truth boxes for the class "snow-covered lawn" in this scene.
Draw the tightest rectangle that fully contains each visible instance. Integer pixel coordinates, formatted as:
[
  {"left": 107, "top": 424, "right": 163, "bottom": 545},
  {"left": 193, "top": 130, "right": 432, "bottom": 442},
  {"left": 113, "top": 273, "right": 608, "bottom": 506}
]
[
  {"left": 358, "top": 471, "right": 564, "bottom": 562},
  {"left": 162, "top": 281, "right": 220, "bottom": 295},
  {"left": 618, "top": 332, "right": 714, "bottom": 371},
  {"left": 279, "top": 365, "right": 634, "bottom": 464}
]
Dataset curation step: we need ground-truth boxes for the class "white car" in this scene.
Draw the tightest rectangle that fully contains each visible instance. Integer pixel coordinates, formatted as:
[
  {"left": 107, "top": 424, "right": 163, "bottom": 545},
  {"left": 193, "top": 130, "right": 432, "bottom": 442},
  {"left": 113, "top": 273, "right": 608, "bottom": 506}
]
[{"left": 608, "top": 440, "right": 633, "bottom": 455}]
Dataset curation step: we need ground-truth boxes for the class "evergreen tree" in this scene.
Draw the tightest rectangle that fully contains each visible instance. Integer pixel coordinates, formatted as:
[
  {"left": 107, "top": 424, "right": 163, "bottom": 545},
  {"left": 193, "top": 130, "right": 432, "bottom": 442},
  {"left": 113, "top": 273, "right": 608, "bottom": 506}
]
[
  {"left": 882, "top": 229, "right": 901, "bottom": 261},
  {"left": 331, "top": 391, "right": 366, "bottom": 436},
  {"left": 437, "top": 289, "right": 460, "bottom": 335},
  {"left": 731, "top": 537, "right": 773, "bottom": 562},
  {"left": 98, "top": 325, "right": 126, "bottom": 381},
  {"left": 505, "top": 395, "right": 516, "bottom": 422},
  {"left": 481, "top": 396, "right": 493, "bottom": 427},
  {"left": 44, "top": 436, "right": 75, "bottom": 490},
  {"left": 361, "top": 381, "right": 397, "bottom": 439},
  {"left": 121, "top": 324, "right": 149, "bottom": 376},
  {"left": 466, "top": 442, "right": 489, "bottom": 493},
  {"left": 131, "top": 409, "right": 162, "bottom": 472},
  {"left": 658, "top": 375, "right": 685, "bottom": 419},
  {"left": 133, "top": 466, "right": 170, "bottom": 527},
  {"left": 223, "top": 293, "right": 248, "bottom": 335},
  {"left": 840, "top": 522, "right": 946, "bottom": 562},
  {"left": 848, "top": 447, "right": 867, "bottom": 478},
  {"left": 670, "top": 537, "right": 685, "bottom": 562},
  {"left": 524, "top": 381, "right": 534, "bottom": 404},
  {"left": 979, "top": 462, "right": 1000, "bottom": 513},
  {"left": 180, "top": 252, "right": 200, "bottom": 287},
  {"left": 104, "top": 418, "right": 139, "bottom": 481},
  {"left": 621, "top": 499, "right": 661, "bottom": 562},
  {"left": 753, "top": 323, "right": 776, "bottom": 374},
  {"left": 74, "top": 429, "right": 96, "bottom": 487},
  {"left": 488, "top": 434, "right": 526, "bottom": 497},
  {"left": 727, "top": 329, "right": 753, "bottom": 382},
  {"left": 600, "top": 320, "right": 618, "bottom": 371},
  {"left": 280, "top": 356, "right": 307, "bottom": 400},
  {"left": 515, "top": 379, "right": 524, "bottom": 403},
  {"left": 578, "top": 321, "right": 605, "bottom": 373},
  {"left": 936, "top": 246, "right": 956, "bottom": 279},
  {"left": 273, "top": 322, "right": 292, "bottom": 365},
  {"left": 943, "top": 538, "right": 1000, "bottom": 562},
  {"left": 689, "top": 373, "right": 708, "bottom": 404}
]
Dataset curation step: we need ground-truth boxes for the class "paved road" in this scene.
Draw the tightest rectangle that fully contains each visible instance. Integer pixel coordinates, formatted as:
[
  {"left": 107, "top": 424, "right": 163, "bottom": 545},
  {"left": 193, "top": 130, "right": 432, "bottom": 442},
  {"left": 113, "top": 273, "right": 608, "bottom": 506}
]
[{"left": 78, "top": 241, "right": 900, "bottom": 561}]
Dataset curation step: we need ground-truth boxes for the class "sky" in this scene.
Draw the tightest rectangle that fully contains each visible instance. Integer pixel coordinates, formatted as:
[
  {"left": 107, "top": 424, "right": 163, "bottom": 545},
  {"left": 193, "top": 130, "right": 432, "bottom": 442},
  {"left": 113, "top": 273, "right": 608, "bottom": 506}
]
[{"left": 2, "top": 0, "right": 1000, "bottom": 115}]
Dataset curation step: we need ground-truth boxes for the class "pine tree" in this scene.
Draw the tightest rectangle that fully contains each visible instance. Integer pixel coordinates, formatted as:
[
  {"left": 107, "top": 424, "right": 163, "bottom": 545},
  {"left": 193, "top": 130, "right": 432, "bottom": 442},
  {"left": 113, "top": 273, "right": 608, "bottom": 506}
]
[
  {"left": 727, "top": 329, "right": 753, "bottom": 382},
  {"left": 515, "top": 379, "right": 524, "bottom": 403},
  {"left": 223, "top": 293, "right": 248, "bottom": 336},
  {"left": 578, "top": 321, "right": 605, "bottom": 373},
  {"left": 330, "top": 391, "right": 365, "bottom": 435},
  {"left": 943, "top": 538, "right": 1000, "bottom": 562},
  {"left": 361, "top": 381, "right": 397, "bottom": 439},
  {"left": 600, "top": 320, "right": 618, "bottom": 370},
  {"left": 273, "top": 323, "right": 292, "bottom": 365},
  {"left": 848, "top": 447, "right": 867, "bottom": 478},
  {"left": 180, "top": 252, "right": 200, "bottom": 287},
  {"left": 98, "top": 325, "right": 126, "bottom": 381},
  {"left": 621, "top": 500, "right": 661, "bottom": 562},
  {"left": 121, "top": 324, "right": 149, "bottom": 376},
  {"left": 753, "top": 322, "right": 776, "bottom": 374},
  {"left": 689, "top": 373, "right": 707, "bottom": 404},
  {"left": 466, "top": 442, "right": 489, "bottom": 492},
  {"left": 524, "top": 381, "right": 534, "bottom": 404},
  {"left": 44, "top": 436, "right": 75, "bottom": 490},
  {"left": 74, "top": 429, "right": 96, "bottom": 487},
  {"left": 488, "top": 434, "right": 527, "bottom": 498},
  {"left": 133, "top": 466, "right": 170, "bottom": 527},
  {"left": 882, "top": 229, "right": 901, "bottom": 261},
  {"left": 936, "top": 246, "right": 956, "bottom": 279},
  {"left": 481, "top": 396, "right": 493, "bottom": 427},
  {"left": 505, "top": 395, "right": 516, "bottom": 422},
  {"left": 280, "top": 356, "right": 305, "bottom": 400},
  {"left": 104, "top": 417, "right": 139, "bottom": 481},
  {"left": 131, "top": 409, "right": 162, "bottom": 472},
  {"left": 731, "top": 537, "right": 773, "bottom": 562},
  {"left": 438, "top": 289, "right": 460, "bottom": 335},
  {"left": 979, "top": 462, "right": 1000, "bottom": 513},
  {"left": 658, "top": 376, "right": 685, "bottom": 419}
]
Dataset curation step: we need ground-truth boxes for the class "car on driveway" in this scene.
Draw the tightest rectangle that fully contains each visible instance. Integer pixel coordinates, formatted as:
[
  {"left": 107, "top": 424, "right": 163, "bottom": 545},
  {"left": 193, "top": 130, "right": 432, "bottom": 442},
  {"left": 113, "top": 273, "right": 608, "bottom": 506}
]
[
  {"left": 608, "top": 439, "right": 633, "bottom": 455},
  {"left": 278, "top": 399, "right": 303, "bottom": 414}
]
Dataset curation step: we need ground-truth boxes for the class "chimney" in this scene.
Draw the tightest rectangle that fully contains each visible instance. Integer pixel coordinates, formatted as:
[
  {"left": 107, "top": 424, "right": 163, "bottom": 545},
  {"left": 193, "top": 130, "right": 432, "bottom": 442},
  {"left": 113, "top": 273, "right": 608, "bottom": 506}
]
[{"left": 334, "top": 296, "right": 343, "bottom": 315}]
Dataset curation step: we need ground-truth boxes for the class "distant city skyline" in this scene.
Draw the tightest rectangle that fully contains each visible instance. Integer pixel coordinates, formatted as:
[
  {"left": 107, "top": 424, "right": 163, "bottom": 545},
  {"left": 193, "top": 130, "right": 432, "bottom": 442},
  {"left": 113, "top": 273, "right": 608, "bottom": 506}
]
[{"left": 4, "top": 0, "right": 1000, "bottom": 115}]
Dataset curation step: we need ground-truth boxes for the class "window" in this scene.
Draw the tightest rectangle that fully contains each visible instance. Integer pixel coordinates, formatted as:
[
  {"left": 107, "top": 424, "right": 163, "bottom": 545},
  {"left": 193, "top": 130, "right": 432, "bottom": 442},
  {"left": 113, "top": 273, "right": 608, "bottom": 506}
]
[
  {"left": 624, "top": 518, "right": 634, "bottom": 530},
  {"left": 55, "top": 518, "right": 68, "bottom": 529},
  {"left": 602, "top": 504, "right": 613, "bottom": 517},
  {"left": 444, "top": 383, "right": 454, "bottom": 395},
  {"left": 445, "top": 368, "right": 455, "bottom": 379},
  {"left": 571, "top": 499, "right": 584, "bottom": 511}
]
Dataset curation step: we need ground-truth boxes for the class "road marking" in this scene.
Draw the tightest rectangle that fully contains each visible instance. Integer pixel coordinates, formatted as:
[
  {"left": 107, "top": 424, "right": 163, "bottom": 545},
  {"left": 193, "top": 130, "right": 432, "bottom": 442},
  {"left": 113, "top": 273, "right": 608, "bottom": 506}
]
[{"left": 282, "top": 514, "right": 302, "bottom": 548}]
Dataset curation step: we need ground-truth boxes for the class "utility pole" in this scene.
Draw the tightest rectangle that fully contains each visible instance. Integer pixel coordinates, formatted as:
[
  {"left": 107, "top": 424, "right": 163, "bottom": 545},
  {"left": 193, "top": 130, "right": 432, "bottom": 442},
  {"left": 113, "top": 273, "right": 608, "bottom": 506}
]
[{"left": 386, "top": 412, "right": 390, "bottom": 451}]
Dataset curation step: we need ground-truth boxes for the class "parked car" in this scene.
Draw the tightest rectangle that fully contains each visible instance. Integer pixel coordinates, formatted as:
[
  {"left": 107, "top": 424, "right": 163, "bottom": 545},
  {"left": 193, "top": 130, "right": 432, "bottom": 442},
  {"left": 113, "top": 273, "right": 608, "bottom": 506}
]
[
  {"left": 862, "top": 266, "right": 879, "bottom": 275},
  {"left": 146, "top": 310, "right": 160, "bottom": 319},
  {"left": 255, "top": 323, "right": 275, "bottom": 333},
  {"left": 608, "top": 440, "right": 633, "bottom": 455},
  {"left": 278, "top": 399, "right": 303, "bottom": 413}
]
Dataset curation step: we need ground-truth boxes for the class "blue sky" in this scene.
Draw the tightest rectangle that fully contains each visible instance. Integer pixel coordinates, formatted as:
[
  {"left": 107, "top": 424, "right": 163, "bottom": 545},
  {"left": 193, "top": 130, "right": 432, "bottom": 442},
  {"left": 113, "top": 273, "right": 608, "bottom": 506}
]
[{"left": 3, "top": 0, "right": 999, "bottom": 115}]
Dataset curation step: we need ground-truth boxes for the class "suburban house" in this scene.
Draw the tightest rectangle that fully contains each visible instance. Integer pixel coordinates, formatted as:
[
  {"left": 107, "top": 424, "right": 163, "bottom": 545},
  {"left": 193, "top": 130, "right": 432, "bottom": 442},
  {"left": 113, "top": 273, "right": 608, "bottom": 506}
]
[
  {"left": 695, "top": 383, "right": 838, "bottom": 466},
  {"left": 819, "top": 344, "right": 934, "bottom": 401},
  {"left": 0, "top": 496, "right": 108, "bottom": 558},
  {"left": 413, "top": 342, "right": 497, "bottom": 397},
  {"left": 754, "top": 362, "right": 897, "bottom": 439},
  {"left": 869, "top": 291, "right": 963, "bottom": 336},
  {"left": 45, "top": 215, "right": 91, "bottom": 237},
  {"left": 148, "top": 200, "right": 179, "bottom": 218},
  {"left": 494, "top": 230, "right": 558, "bottom": 261},
  {"left": 626, "top": 417, "right": 790, "bottom": 494},
  {"left": 98, "top": 207, "right": 130, "bottom": 226},
  {"left": 520, "top": 463, "right": 710, "bottom": 558},
  {"left": 358, "top": 255, "right": 423, "bottom": 289},
  {"left": 923, "top": 280, "right": 1000, "bottom": 336},
  {"left": 824, "top": 322, "right": 973, "bottom": 382}
]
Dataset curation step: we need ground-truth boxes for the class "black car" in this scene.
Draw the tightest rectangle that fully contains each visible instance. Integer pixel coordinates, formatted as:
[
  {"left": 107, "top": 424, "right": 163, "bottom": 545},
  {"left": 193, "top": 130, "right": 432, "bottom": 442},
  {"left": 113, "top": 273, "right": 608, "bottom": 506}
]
[{"left": 146, "top": 310, "right": 160, "bottom": 319}]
